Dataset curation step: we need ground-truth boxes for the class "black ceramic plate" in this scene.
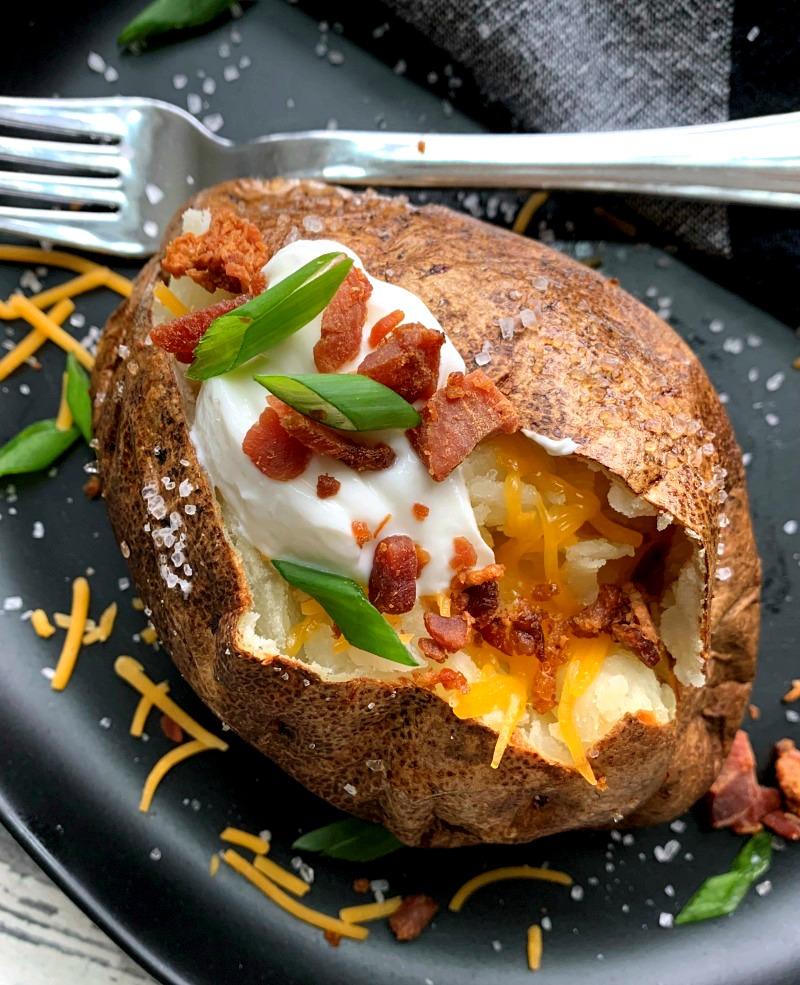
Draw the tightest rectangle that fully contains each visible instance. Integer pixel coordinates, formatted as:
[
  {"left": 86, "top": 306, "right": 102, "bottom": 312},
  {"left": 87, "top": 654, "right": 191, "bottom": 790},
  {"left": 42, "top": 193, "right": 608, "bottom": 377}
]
[{"left": 2, "top": 4, "right": 799, "bottom": 985}]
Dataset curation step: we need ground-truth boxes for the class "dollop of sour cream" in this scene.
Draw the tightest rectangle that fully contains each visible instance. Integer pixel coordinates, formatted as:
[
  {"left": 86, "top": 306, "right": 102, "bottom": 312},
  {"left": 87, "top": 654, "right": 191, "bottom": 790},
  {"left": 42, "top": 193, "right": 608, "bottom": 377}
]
[{"left": 190, "top": 239, "right": 494, "bottom": 594}]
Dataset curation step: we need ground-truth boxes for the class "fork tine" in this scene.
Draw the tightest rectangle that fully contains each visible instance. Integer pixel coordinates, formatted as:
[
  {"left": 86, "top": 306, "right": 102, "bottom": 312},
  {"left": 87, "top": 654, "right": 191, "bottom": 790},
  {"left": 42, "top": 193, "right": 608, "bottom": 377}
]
[
  {"left": 0, "top": 170, "right": 125, "bottom": 207},
  {"left": 0, "top": 96, "right": 127, "bottom": 139},
  {"left": 0, "top": 210, "right": 148, "bottom": 258},
  {"left": 0, "top": 135, "right": 122, "bottom": 173}
]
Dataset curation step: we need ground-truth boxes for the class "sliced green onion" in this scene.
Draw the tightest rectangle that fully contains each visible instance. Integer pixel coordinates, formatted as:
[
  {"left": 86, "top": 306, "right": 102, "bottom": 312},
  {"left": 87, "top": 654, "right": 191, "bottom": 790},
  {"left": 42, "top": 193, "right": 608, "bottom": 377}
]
[
  {"left": 675, "top": 832, "right": 772, "bottom": 925},
  {"left": 272, "top": 559, "right": 417, "bottom": 667},
  {"left": 66, "top": 353, "right": 93, "bottom": 444},
  {"left": 0, "top": 419, "right": 79, "bottom": 478},
  {"left": 293, "top": 819, "right": 403, "bottom": 861},
  {"left": 187, "top": 253, "right": 353, "bottom": 382},
  {"left": 118, "top": 0, "right": 233, "bottom": 47},
  {"left": 254, "top": 373, "right": 420, "bottom": 431}
]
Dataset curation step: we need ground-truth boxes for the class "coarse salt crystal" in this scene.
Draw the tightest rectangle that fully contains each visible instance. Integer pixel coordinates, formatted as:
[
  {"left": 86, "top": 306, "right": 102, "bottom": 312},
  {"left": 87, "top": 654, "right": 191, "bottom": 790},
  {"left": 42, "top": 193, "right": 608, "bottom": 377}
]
[
  {"left": 184, "top": 504, "right": 197, "bottom": 516},
  {"left": 173, "top": 74, "right": 188, "bottom": 90},
  {"left": 491, "top": 940, "right": 502, "bottom": 952},
  {"left": 239, "top": 55, "right": 251, "bottom": 69},
  {"left": 104, "top": 66, "right": 119, "bottom": 83},
  {"left": 203, "top": 113, "right": 224, "bottom": 133},
  {"left": 3, "top": 596, "right": 23, "bottom": 611},
  {"left": 716, "top": 566, "right": 732, "bottom": 582},
  {"left": 118, "top": 577, "right": 130, "bottom": 590},
  {"left": 519, "top": 307, "right": 538, "bottom": 327},
  {"left": 145, "top": 183, "right": 164, "bottom": 205},
  {"left": 87, "top": 51, "right": 106, "bottom": 73},
  {"left": 498, "top": 316, "right": 516, "bottom": 340},
  {"left": 343, "top": 782, "right": 357, "bottom": 796},
  {"left": 202, "top": 77, "right": 216, "bottom": 95},
  {"left": 541, "top": 916, "right": 552, "bottom": 931},
  {"left": 669, "top": 819, "right": 686, "bottom": 834},
  {"left": 654, "top": 840, "right": 680, "bottom": 862},
  {"left": 723, "top": 337, "right": 744, "bottom": 354},
  {"left": 99, "top": 716, "right": 111, "bottom": 729},
  {"left": 143, "top": 220, "right": 158, "bottom": 238},
  {"left": 755, "top": 879, "right": 772, "bottom": 896},
  {"left": 32, "top": 521, "right": 44, "bottom": 539},
  {"left": 747, "top": 25, "right": 760, "bottom": 41},
  {"left": 765, "top": 413, "right": 779, "bottom": 427},
  {"left": 787, "top": 709, "right": 800, "bottom": 723},
  {"left": 570, "top": 885, "right": 584, "bottom": 901},
  {"left": 149, "top": 847, "right": 162, "bottom": 861},
  {"left": 766, "top": 371, "right": 785, "bottom": 392},
  {"left": 747, "top": 334, "right": 763, "bottom": 348},
  {"left": 533, "top": 276, "right": 549, "bottom": 291},
  {"left": 708, "top": 318, "right": 724, "bottom": 333},
  {"left": 187, "top": 93, "right": 202, "bottom": 115},
  {"left": 658, "top": 912, "right": 674, "bottom": 928},
  {"left": 783, "top": 520, "right": 798, "bottom": 535},
  {"left": 302, "top": 215, "right": 324, "bottom": 233}
]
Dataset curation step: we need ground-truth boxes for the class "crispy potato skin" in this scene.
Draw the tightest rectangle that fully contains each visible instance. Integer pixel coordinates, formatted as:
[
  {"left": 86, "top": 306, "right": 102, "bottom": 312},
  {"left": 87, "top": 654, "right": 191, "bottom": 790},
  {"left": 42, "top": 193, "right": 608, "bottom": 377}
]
[{"left": 93, "top": 180, "right": 759, "bottom": 846}]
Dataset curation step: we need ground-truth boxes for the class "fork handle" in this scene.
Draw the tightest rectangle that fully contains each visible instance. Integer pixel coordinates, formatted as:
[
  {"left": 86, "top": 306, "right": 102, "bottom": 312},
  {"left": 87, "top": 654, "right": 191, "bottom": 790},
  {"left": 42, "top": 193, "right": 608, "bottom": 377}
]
[{"left": 238, "top": 112, "right": 800, "bottom": 208}]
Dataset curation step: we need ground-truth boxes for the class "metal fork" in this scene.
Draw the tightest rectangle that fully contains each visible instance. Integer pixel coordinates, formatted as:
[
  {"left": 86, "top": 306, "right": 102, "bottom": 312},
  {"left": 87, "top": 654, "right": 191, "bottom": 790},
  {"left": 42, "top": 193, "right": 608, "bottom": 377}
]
[{"left": 1, "top": 95, "right": 800, "bottom": 258}]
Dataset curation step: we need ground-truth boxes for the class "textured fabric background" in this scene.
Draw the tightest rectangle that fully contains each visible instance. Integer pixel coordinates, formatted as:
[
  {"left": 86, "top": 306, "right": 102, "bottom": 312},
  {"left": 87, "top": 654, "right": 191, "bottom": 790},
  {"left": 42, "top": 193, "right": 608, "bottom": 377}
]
[{"left": 387, "top": 0, "right": 736, "bottom": 256}]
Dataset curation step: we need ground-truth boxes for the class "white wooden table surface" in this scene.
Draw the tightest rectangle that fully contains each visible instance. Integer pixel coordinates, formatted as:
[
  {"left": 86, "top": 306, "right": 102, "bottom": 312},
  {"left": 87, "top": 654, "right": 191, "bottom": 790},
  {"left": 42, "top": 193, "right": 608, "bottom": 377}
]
[{"left": 0, "top": 825, "right": 157, "bottom": 985}]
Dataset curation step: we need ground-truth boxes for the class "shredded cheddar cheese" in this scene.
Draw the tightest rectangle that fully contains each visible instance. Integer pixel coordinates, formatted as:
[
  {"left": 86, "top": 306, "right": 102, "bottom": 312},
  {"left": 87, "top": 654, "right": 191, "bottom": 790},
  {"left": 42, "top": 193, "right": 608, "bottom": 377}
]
[
  {"left": 0, "top": 298, "right": 74, "bottom": 382},
  {"left": 130, "top": 680, "right": 170, "bottom": 737},
  {"left": 28, "top": 268, "right": 108, "bottom": 311},
  {"left": 339, "top": 897, "right": 403, "bottom": 923},
  {"left": 30, "top": 609, "right": 55, "bottom": 638},
  {"left": 139, "top": 739, "right": 212, "bottom": 812},
  {"left": 51, "top": 577, "right": 90, "bottom": 691},
  {"left": 114, "top": 656, "right": 229, "bottom": 751},
  {"left": 55, "top": 372, "right": 73, "bottom": 431},
  {"left": 140, "top": 625, "right": 158, "bottom": 645},
  {"left": 209, "top": 854, "right": 221, "bottom": 877},
  {"left": 223, "top": 850, "right": 368, "bottom": 940},
  {"left": 513, "top": 191, "right": 549, "bottom": 235},
  {"left": 252, "top": 854, "right": 311, "bottom": 897},
  {"left": 82, "top": 602, "right": 118, "bottom": 645},
  {"left": 527, "top": 924, "right": 543, "bottom": 972},
  {"left": 220, "top": 827, "right": 270, "bottom": 856},
  {"left": 9, "top": 295, "right": 94, "bottom": 369},
  {"left": 153, "top": 281, "right": 188, "bottom": 316},
  {"left": 555, "top": 636, "right": 610, "bottom": 786},
  {"left": 448, "top": 866, "right": 573, "bottom": 912}
]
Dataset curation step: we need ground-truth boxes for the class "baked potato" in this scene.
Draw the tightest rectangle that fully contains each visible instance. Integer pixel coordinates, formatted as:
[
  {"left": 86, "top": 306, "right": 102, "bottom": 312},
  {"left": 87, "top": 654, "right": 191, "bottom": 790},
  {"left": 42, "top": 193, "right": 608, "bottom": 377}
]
[{"left": 93, "top": 179, "right": 760, "bottom": 847}]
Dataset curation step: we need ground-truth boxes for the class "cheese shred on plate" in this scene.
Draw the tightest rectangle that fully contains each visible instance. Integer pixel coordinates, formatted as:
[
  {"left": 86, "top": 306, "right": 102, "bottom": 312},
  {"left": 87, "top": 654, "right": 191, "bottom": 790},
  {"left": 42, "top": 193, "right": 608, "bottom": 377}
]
[
  {"left": 30, "top": 608, "right": 55, "bottom": 638},
  {"left": 139, "top": 738, "right": 212, "bottom": 812},
  {"left": 51, "top": 576, "right": 90, "bottom": 692},
  {"left": 9, "top": 294, "right": 95, "bottom": 370},
  {"left": 130, "top": 680, "right": 170, "bottom": 737},
  {"left": 527, "top": 924, "right": 543, "bottom": 972},
  {"left": 222, "top": 849, "right": 368, "bottom": 941},
  {"left": 219, "top": 826, "right": 270, "bottom": 856},
  {"left": 252, "top": 854, "right": 311, "bottom": 897},
  {"left": 0, "top": 298, "right": 74, "bottom": 382},
  {"left": 55, "top": 372, "right": 73, "bottom": 431},
  {"left": 339, "top": 897, "right": 403, "bottom": 924},
  {"left": 448, "top": 866, "right": 573, "bottom": 912}
]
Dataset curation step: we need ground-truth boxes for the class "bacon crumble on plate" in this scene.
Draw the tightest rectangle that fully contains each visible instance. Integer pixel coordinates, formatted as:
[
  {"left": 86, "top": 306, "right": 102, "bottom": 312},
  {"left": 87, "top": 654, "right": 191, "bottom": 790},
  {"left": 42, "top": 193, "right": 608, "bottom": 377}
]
[
  {"left": 313, "top": 265, "right": 372, "bottom": 372},
  {"left": 316, "top": 474, "right": 341, "bottom": 499},
  {"left": 358, "top": 323, "right": 444, "bottom": 402},
  {"left": 708, "top": 730, "right": 781, "bottom": 834},
  {"left": 368, "top": 535, "right": 417, "bottom": 614},
  {"left": 242, "top": 407, "right": 312, "bottom": 481},
  {"left": 368, "top": 308, "right": 405, "bottom": 347},
  {"left": 388, "top": 894, "right": 439, "bottom": 942},
  {"left": 162, "top": 209, "right": 268, "bottom": 294},
  {"left": 150, "top": 294, "right": 250, "bottom": 363}
]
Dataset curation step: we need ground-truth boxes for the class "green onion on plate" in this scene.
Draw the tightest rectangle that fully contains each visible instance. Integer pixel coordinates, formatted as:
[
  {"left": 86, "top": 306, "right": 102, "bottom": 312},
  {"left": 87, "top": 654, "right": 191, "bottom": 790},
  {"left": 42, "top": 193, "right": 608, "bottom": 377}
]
[
  {"left": 272, "top": 559, "right": 417, "bottom": 667},
  {"left": 0, "top": 419, "right": 80, "bottom": 478},
  {"left": 254, "top": 373, "right": 420, "bottom": 431},
  {"left": 66, "top": 352, "right": 93, "bottom": 444},
  {"left": 293, "top": 818, "right": 403, "bottom": 862}
]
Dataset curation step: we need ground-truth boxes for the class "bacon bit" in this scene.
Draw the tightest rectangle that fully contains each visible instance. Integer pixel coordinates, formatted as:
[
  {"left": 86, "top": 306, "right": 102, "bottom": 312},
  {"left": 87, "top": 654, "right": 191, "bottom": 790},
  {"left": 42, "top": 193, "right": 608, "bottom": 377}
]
[
  {"left": 775, "top": 738, "right": 800, "bottom": 813},
  {"left": 412, "top": 502, "right": 430, "bottom": 521},
  {"left": 450, "top": 536, "right": 477, "bottom": 572},
  {"left": 459, "top": 563, "right": 505, "bottom": 588},
  {"left": 150, "top": 294, "right": 249, "bottom": 363},
  {"left": 569, "top": 584, "right": 625, "bottom": 636},
  {"left": 464, "top": 580, "right": 499, "bottom": 620},
  {"left": 479, "top": 607, "right": 545, "bottom": 659},
  {"left": 352, "top": 878, "right": 370, "bottom": 894},
  {"left": 782, "top": 680, "right": 800, "bottom": 703},
  {"left": 314, "top": 265, "right": 372, "bottom": 372},
  {"left": 160, "top": 714, "right": 184, "bottom": 743},
  {"left": 368, "top": 309, "right": 405, "bottom": 347},
  {"left": 352, "top": 520, "right": 372, "bottom": 548},
  {"left": 242, "top": 407, "right": 312, "bottom": 481},
  {"left": 389, "top": 895, "right": 439, "bottom": 942},
  {"left": 373, "top": 513, "right": 392, "bottom": 540},
  {"left": 531, "top": 583, "right": 559, "bottom": 601},
  {"left": 709, "top": 730, "right": 781, "bottom": 834},
  {"left": 749, "top": 703, "right": 761, "bottom": 720},
  {"left": 762, "top": 811, "right": 800, "bottom": 841},
  {"left": 409, "top": 370, "right": 518, "bottom": 481},
  {"left": 323, "top": 930, "right": 342, "bottom": 948},
  {"left": 270, "top": 397, "right": 396, "bottom": 472},
  {"left": 569, "top": 583, "right": 663, "bottom": 669},
  {"left": 162, "top": 209, "right": 268, "bottom": 294},
  {"left": 432, "top": 667, "right": 469, "bottom": 693},
  {"left": 358, "top": 323, "right": 444, "bottom": 402},
  {"left": 369, "top": 535, "right": 417, "bottom": 614},
  {"left": 414, "top": 544, "right": 431, "bottom": 576},
  {"left": 82, "top": 474, "right": 103, "bottom": 500},
  {"left": 419, "top": 637, "right": 447, "bottom": 663},
  {"left": 316, "top": 473, "right": 341, "bottom": 499},
  {"left": 417, "top": 140, "right": 426, "bottom": 154},
  {"left": 424, "top": 612, "right": 469, "bottom": 652}
]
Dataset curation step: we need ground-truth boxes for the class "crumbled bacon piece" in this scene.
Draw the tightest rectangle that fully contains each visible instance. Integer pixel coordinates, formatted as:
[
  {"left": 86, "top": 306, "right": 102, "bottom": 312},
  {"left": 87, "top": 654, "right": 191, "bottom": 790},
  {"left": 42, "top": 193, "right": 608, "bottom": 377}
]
[
  {"left": 389, "top": 895, "right": 439, "bottom": 942},
  {"left": 316, "top": 473, "right": 341, "bottom": 499},
  {"left": 763, "top": 811, "right": 800, "bottom": 841},
  {"left": 314, "top": 265, "right": 372, "bottom": 372},
  {"left": 373, "top": 514, "right": 392, "bottom": 540},
  {"left": 409, "top": 370, "right": 518, "bottom": 481},
  {"left": 323, "top": 930, "right": 342, "bottom": 948},
  {"left": 352, "top": 520, "right": 372, "bottom": 548},
  {"left": 709, "top": 730, "right": 782, "bottom": 834},
  {"left": 569, "top": 583, "right": 664, "bottom": 669},
  {"left": 424, "top": 612, "right": 469, "bottom": 652},
  {"left": 82, "top": 475, "right": 103, "bottom": 500},
  {"left": 368, "top": 535, "right": 417, "bottom": 614},
  {"left": 162, "top": 209, "right": 268, "bottom": 294},
  {"left": 414, "top": 544, "right": 431, "bottom": 575},
  {"left": 270, "top": 397, "right": 395, "bottom": 472},
  {"left": 150, "top": 294, "right": 249, "bottom": 363},
  {"left": 450, "top": 536, "right": 477, "bottom": 572},
  {"left": 352, "top": 878, "right": 370, "bottom": 894},
  {"left": 783, "top": 680, "right": 800, "bottom": 703},
  {"left": 570, "top": 584, "right": 625, "bottom": 637},
  {"left": 419, "top": 638, "right": 447, "bottom": 663},
  {"left": 432, "top": 668, "right": 469, "bottom": 692},
  {"left": 368, "top": 309, "right": 405, "bottom": 347},
  {"left": 412, "top": 502, "right": 430, "bottom": 521},
  {"left": 160, "top": 714, "right": 184, "bottom": 743},
  {"left": 459, "top": 563, "right": 505, "bottom": 587},
  {"left": 242, "top": 407, "right": 311, "bottom": 481},
  {"left": 358, "top": 323, "right": 444, "bottom": 402},
  {"left": 775, "top": 738, "right": 800, "bottom": 813},
  {"left": 612, "top": 623, "right": 662, "bottom": 668},
  {"left": 479, "top": 606, "right": 545, "bottom": 658},
  {"left": 464, "top": 580, "right": 499, "bottom": 620}
]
